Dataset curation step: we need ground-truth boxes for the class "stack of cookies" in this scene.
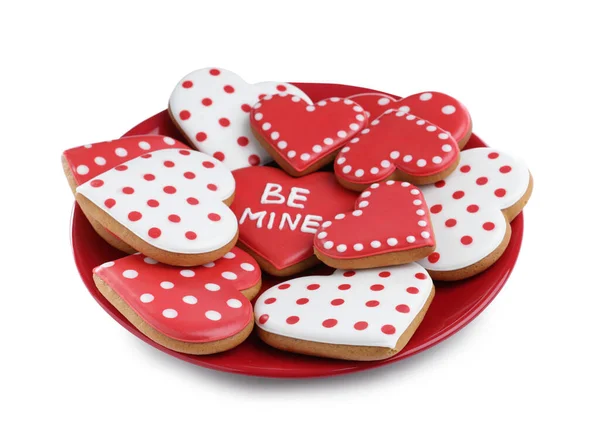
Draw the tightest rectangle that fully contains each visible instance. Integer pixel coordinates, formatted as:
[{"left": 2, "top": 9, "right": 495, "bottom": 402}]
[{"left": 62, "top": 68, "right": 533, "bottom": 361}]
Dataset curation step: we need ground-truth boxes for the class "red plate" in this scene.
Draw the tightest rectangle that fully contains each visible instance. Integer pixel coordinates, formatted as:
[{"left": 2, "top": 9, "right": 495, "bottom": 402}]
[{"left": 71, "top": 83, "right": 524, "bottom": 378}]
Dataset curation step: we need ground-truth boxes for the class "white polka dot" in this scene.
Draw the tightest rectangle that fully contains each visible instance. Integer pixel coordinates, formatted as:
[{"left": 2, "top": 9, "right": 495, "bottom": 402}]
[
  {"left": 205, "top": 310, "right": 221, "bottom": 321},
  {"left": 160, "top": 281, "right": 174, "bottom": 289},
  {"left": 336, "top": 244, "right": 347, "bottom": 253},
  {"left": 224, "top": 252, "right": 236, "bottom": 259},
  {"left": 442, "top": 144, "right": 453, "bottom": 152},
  {"left": 378, "top": 97, "right": 390, "bottom": 105},
  {"left": 163, "top": 137, "right": 176, "bottom": 145},
  {"left": 337, "top": 157, "right": 346, "bottom": 165},
  {"left": 416, "top": 119, "right": 426, "bottom": 125},
  {"left": 356, "top": 114, "right": 365, "bottom": 121},
  {"left": 202, "top": 262, "right": 215, "bottom": 268},
  {"left": 241, "top": 262, "right": 255, "bottom": 271},
  {"left": 115, "top": 147, "right": 127, "bottom": 157},
  {"left": 349, "top": 123, "right": 359, "bottom": 131},
  {"left": 94, "top": 157, "right": 106, "bottom": 166},
  {"left": 337, "top": 130, "right": 347, "bottom": 138},
  {"left": 417, "top": 209, "right": 426, "bottom": 216},
  {"left": 417, "top": 159, "right": 427, "bottom": 167},
  {"left": 406, "top": 236, "right": 416, "bottom": 243},
  {"left": 222, "top": 271, "right": 237, "bottom": 280},
  {"left": 277, "top": 141, "right": 288, "bottom": 149},
  {"left": 361, "top": 191, "right": 371, "bottom": 198},
  {"left": 401, "top": 182, "right": 410, "bottom": 187},
  {"left": 432, "top": 156, "right": 443, "bottom": 164},
  {"left": 353, "top": 105, "right": 363, "bottom": 112},
  {"left": 438, "top": 133, "right": 449, "bottom": 139},
  {"left": 317, "top": 231, "right": 328, "bottom": 239},
  {"left": 406, "top": 114, "right": 416, "bottom": 120},
  {"left": 371, "top": 183, "right": 380, "bottom": 189},
  {"left": 324, "top": 138, "right": 334, "bottom": 145},
  {"left": 143, "top": 257, "right": 158, "bottom": 264},
  {"left": 342, "top": 165, "right": 352, "bottom": 174},
  {"left": 442, "top": 105, "right": 456, "bottom": 114},
  {"left": 292, "top": 96, "right": 301, "bottom": 102},
  {"left": 76, "top": 165, "right": 89, "bottom": 175},
  {"left": 421, "top": 231, "right": 431, "bottom": 239},
  {"left": 180, "top": 269, "right": 195, "bottom": 277},
  {"left": 371, "top": 119, "right": 380, "bottom": 126},
  {"left": 395, "top": 110, "right": 406, "bottom": 117},
  {"left": 371, "top": 240, "right": 381, "bottom": 248},
  {"left": 227, "top": 299, "right": 242, "bottom": 309},
  {"left": 306, "top": 105, "right": 316, "bottom": 112},
  {"left": 381, "top": 160, "right": 391, "bottom": 168},
  {"left": 352, "top": 210, "right": 363, "bottom": 216},
  {"left": 263, "top": 95, "right": 273, "bottom": 100},
  {"left": 300, "top": 153, "right": 310, "bottom": 161},
  {"left": 403, "top": 155, "right": 413, "bottom": 162},
  {"left": 254, "top": 113, "right": 263, "bottom": 121},
  {"left": 262, "top": 122, "right": 271, "bottom": 131},
  {"left": 205, "top": 283, "right": 220, "bottom": 291},
  {"left": 386, "top": 180, "right": 395, "bottom": 185},
  {"left": 390, "top": 151, "right": 400, "bottom": 160},
  {"left": 418, "top": 220, "right": 427, "bottom": 227},
  {"left": 355, "top": 169, "right": 364, "bottom": 177},
  {"left": 334, "top": 213, "right": 345, "bottom": 220},
  {"left": 270, "top": 131, "right": 280, "bottom": 140},
  {"left": 322, "top": 221, "right": 332, "bottom": 228},
  {"left": 343, "top": 99, "right": 353, "bottom": 105},
  {"left": 359, "top": 200, "right": 369, "bottom": 208},
  {"left": 410, "top": 189, "right": 420, "bottom": 195},
  {"left": 162, "top": 309, "right": 177, "bottom": 319},
  {"left": 317, "top": 100, "right": 327, "bottom": 106},
  {"left": 324, "top": 241, "right": 334, "bottom": 249},
  {"left": 140, "top": 293, "right": 154, "bottom": 303},
  {"left": 341, "top": 146, "right": 351, "bottom": 152},
  {"left": 183, "top": 295, "right": 198, "bottom": 304},
  {"left": 413, "top": 199, "right": 422, "bottom": 205},
  {"left": 384, "top": 109, "right": 394, "bottom": 115},
  {"left": 287, "top": 150, "right": 296, "bottom": 158},
  {"left": 399, "top": 105, "right": 410, "bottom": 112},
  {"left": 353, "top": 243, "right": 364, "bottom": 251},
  {"left": 100, "top": 261, "right": 114, "bottom": 268},
  {"left": 122, "top": 270, "right": 138, "bottom": 279},
  {"left": 426, "top": 125, "right": 437, "bottom": 132},
  {"left": 138, "top": 141, "right": 151, "bottom": 150},
  {"left": 419, "top": 92, "right": 433, "bottom": 101},
  {"left": 387, "top": 238, "right": 399, "bottom": 246},
  {"left": 313, "top": 145, "right": 323, "bottom": 153}
]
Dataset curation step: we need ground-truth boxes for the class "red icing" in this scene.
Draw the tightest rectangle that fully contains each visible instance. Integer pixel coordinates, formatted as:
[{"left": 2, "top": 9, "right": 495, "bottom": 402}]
[
  {"left": 230, "top": 166, "right": 358, "bottom": 271},
  {"left": 314, "top": 181, "right": 435, "bottom": 259},
  {"left": 93, "top": 247, "right": 260, "bottom": 343},
  {"left": 63, "top": 135, "right": 188, "bottom": 186},
  {"left": 250, "top": 95, "right": 367, "bottom": 173}
]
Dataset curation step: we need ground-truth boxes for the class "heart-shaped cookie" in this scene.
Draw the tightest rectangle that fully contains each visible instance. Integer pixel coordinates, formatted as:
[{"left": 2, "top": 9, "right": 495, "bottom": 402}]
[
  {"left": 417, "top": 148, "right": 533, "bottom": 280},
  {"left": 168, "top": 67, "right": 311, "bottom": 170},
  {"left": 76, "top": 148, "right": 238, "bottom": 266},
  {"left": 93, "top": 247, "right": 261, "bottom": 354},
  {"left": 334, "top": 108, "right": 461, "bottom": 189},
  {"left": 250, "top": 94, "right": 368, "bottom": 176},
  {"left": 62, "top": 135, "right": 189, "bottom": 253},
  {"left": 314, "top": 180, "right": 435, "bottom": 269},
  {"left": 254, "top": 263, "right": 435, "bottom": 361},
  {"left": 230, "top": 166, "right": 358, "bottom": 276}
]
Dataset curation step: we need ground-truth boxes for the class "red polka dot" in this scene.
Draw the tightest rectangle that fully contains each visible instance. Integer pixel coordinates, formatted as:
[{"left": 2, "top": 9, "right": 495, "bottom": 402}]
[
  {"left": 488, "top": 152, "right": 499, "bottom": 159},
  {"left": 237, "top": 136, "right": 249, "bottom": 146},
  {"left": 241, "top": 104, "right": 251, "bottom": 112},
  {"left": 201, "top": 98, "right": 212, "bottom": 106},
  {"left": 219, "top": 118, "right": 230, "bottom": 127},
  {"left": 143, "top": 174, "right": 155, "bottom": 181},
  {"left": 354, "top": 321, "right": 369, "bottom": 331},
  {"left": 338, "top": 284, "right": 351, "bottom": 290},
  {"left": 182, "top": 80, "right": 193, "bottom": 88},
  {"left": 476, "top": 177, "right": 488, "bottom": 185},
  {"left": 147, "top": 199, "right": 159, "bottom": 208},
  {"left": 461, "top": 236, "right": 473, "bottom": 245},
  {"left": 322, "top": 319, "right": 338, "bottom": 328},
  {"left": 452, "top": 190, "right": 465, "bottom": 199},
  {"left": 196, "top": 132, "right": 207, "bottom": 142},
  {"left": 208, "top": 213, "right": 221, "bottom": 222},
  {"left": 184, "top": 171, "right": 196, "bottom": 179},
  {"left": 396, "top": 304, "right": 410, "bottom": 313},
  {"left": 407, "top": 286, "right": 420, "bottom": 294},
  {"left": 128, "top": 211, "right": 142, "bottom": 221},
  {"left": 379, "top": 271, "right": 391, "bottom": 278},
  {"left": 500, "top": 165, "right": 512, "bottom": 173},
  {"left": 179, "top": 150, "right": 191, "bottom": 156},
  {"left": 122, "top": 187, "right": 134, "bottom": 194},
  {"left": 213, "top": 152, "right": 225, "bottom": 162},
  {"left": 276, "top": 85, "right": 287, "bottom": 91},
  {"left": 202, "top": 161, "right": 215, "bottom": 168},
  {"left": 445, "top": 218, "right": 457, "bottom": 227},
  {"left": 104, "top": 198, "right": 116, "bottom": 208},
  {"left": 90, "top": 179, "right": 104, "bottom": 188},
  {"left": 415, "top": 272, "right": 427, "bottom": 280},
  {"left": 163, "top": 186, "right": 176, "bottom": 194},
  {"left": 381, "top": 325, "right": 396, "bottom": 335},
  {"left": 331, "top": 298, "right": 344, "bottom": 306},
  {"left": 366, "top": 300, "right": 379, "bottom": 307},
  {"left": 115, "top": 165, "right": 128, "bottom": 171},
  {"left": 467, "top": 204, "right": 480, "bottom": 213},
  {"left": 495, "top": 188, "right": 506, "bottom": 197},
  {"left": 186, "top": 197, "right": 199, "bottom": 205},
  {"left": 460, "top": 165, "right": 471, "bottom": 173},
  {"left": 296, "top": 298, "right": 309, "bottom": 305},
  {"left": 141, "top": 154, "right": 152, "bottom": 159},
  {"left": 278, "top": 284, "right": 290, "bottom": 290},
  {"left": 343, "top": 271, "right": 356, "bottom": 277},
  {"left": 148, "top": 227, "right": 161, "bottom": 238},
  {"left": 163, "top": 160, "right": 175, "bottom": 168},
  {"left": 207, "top": 183, "right": 218, "bottom": 191},
  {"left": 286, "top": 316, "right": 299, "bottom": 325},
  {"left": 258, "top": 314, "right": 269, "bottom": 324},
  {"left": 264, "top": 297, "right": 276, "bottom": 305},
  {"left": 248, "top": 154, "right": 261, "bottom": 166},
  {"left": 428, "top": 252, "right": 440, "bottom": 263},
  {"left": 434, "top": 180, "right": 446, "bottom": 188},
  {"left": 179, "top": 110, "right": 191, "bottom": 120},
  {"left": 370, "top": 284, "right": 384, "bottom": 291},
  {"left": 483, "top": 222, "right": 496, "bottom": 231},
  {"left": 307, "top": 284, "right": 320, "bottom": 290},
  {"left": 185, "top": 231, "right": 197, "bottom": 240},
  {"left": 168, "top": 214, "right": 181, "bottom": 223},
  {"left": 258, "top": 93, "right": 267, "bottom": 100},
  {"left": 223, "top": 85, "right": 235, "bottom": 93},
  {"left": 430, "top": 204, "right": 443, "bottom": 214},
  {"left": 209, "top": 69, "right": 220, "bottom": 76}
]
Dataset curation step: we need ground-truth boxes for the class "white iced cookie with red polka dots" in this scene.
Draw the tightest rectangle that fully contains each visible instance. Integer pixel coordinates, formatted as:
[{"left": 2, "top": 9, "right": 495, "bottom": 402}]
[
  {"left": 254, "top": 263, "right": 435, "bottom": 361},
  {"left": 93, "top": 247, "right": 261, "bottom": 355},
  {"left": 76, "top": 148, "right": 239, "bottom": 266},
  {"left": 169, "top": 67, "right": 311, "bottom": 170},
  {"left": 417, "top": 148, "right": 533, "bottom": 280}
]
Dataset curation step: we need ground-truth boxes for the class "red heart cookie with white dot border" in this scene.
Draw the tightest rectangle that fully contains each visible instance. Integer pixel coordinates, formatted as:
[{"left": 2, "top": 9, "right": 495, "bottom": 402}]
[
  {"left": 250, "top": 94, "right": 368, "bottom": 176},
  {"left": 93, "top": 247, "right": 261, "bottom": 355},
  {"left": 314, "top": 180, "right": 435, "bottom": 269},
  {"left": 417, "top": 148, "right": 533, "bottom": 280},
  {"left": 76, "top": 148, "right": 238, "bottom": 266},
  {"left": 168, "top": 67, "right": 311, "bottom": 170},
  {"left": 254, "top": 263, "right": 435, "bottom": 361},
  {"left": 62, "top": 135, "right": 189, "bottom": 253},
  {"left": 230, "top": 166, "right": 358, "bottom": 276}
]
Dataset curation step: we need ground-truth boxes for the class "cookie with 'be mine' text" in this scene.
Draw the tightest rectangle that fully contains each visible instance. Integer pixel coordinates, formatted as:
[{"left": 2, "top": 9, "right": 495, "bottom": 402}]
[
  {"left": 94, "top": 247, "right": 261, "bottom": 354},
  {"left": 254, "top": 263, "right": 435, "bottom": 361},
  {"left": 76, "top": 148, "right": 238, "bottom": 266}
]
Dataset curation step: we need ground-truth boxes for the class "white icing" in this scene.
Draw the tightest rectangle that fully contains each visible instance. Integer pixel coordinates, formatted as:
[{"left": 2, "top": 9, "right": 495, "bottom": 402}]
[
  {"left": 169, "top": 68, "right": 311, "bottom": 170},
  {"left": 77, "top": 149, "right": 237, "bottom": 254},
  {"left": 299, "top": 214, "right": 322, "bottom": 234},
  {"left": 254, "top": 263, "right": 433, "bottom": 348}
]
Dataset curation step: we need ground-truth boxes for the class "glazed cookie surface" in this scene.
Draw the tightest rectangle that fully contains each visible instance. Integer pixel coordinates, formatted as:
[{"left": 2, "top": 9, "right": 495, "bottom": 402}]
[{"left": 169, "top": 67, "right": 311, "bottom": 170}]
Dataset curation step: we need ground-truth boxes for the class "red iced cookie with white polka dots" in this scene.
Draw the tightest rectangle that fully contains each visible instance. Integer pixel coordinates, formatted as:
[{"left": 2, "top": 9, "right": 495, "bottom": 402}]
[
  {"left": 76, "top": 148, "right": 239, "bottom": 266},
  {"left": 168, "top": 67, "right": 311, "bottom": 171},
  {"left": 62, "top": 135, "right": 189, "bottom": 253},
  {"left": 417, "top": 148, "right": 533, "bottom": 280},
  {"left": 314, "top": 180, "right": 435, "bottom": 269},
  {"left": 250, "top": 94, "right": 368, "bottom": 176},
  {"left": 93, "top": 247, "right": 261, "bottom": 355},
  {"left": 254, "top": 263, "right": 435, "bottom": 361}
]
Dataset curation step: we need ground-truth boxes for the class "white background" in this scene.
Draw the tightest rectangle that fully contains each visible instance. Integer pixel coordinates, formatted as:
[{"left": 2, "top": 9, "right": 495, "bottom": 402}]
[{"left": 1, "top": 1, "right": 598, "bottom": 432}]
